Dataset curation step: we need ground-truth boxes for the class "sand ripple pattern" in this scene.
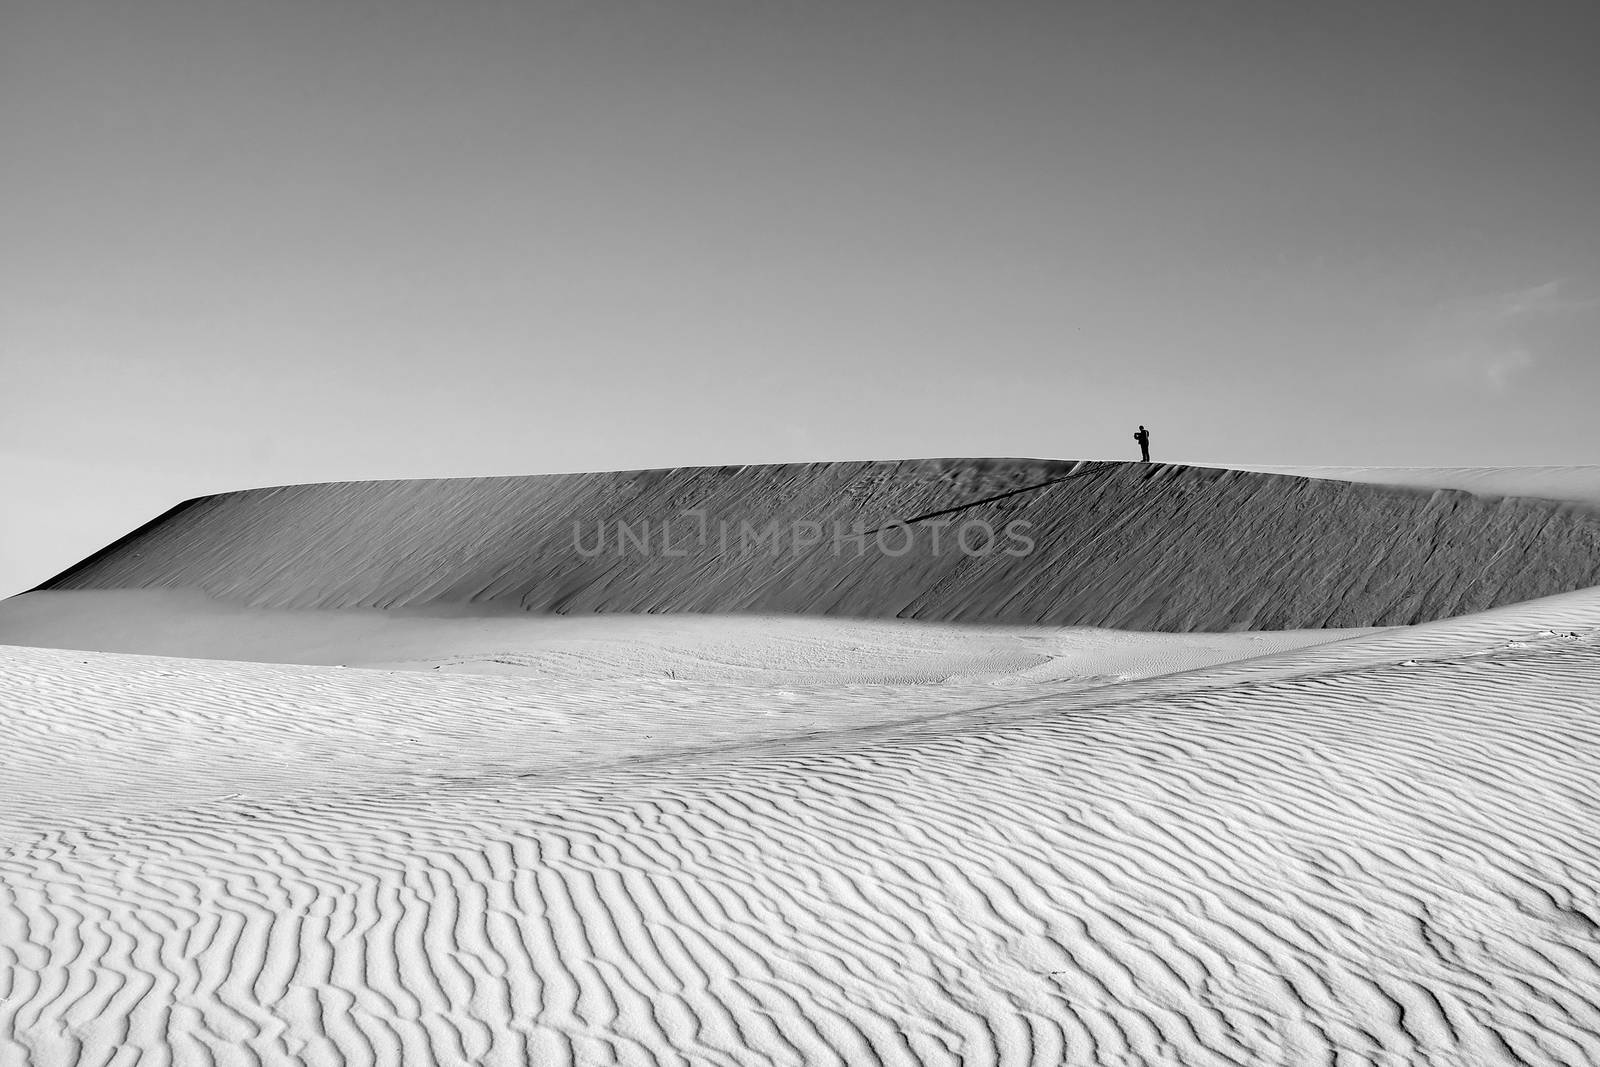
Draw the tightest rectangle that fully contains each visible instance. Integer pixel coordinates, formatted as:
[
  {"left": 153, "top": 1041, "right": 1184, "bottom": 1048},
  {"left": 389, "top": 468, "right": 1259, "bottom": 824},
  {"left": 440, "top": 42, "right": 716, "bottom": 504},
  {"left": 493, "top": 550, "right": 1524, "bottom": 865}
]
[{"left": 6, "top": 596, "right": 1600, "bottom": 1064}]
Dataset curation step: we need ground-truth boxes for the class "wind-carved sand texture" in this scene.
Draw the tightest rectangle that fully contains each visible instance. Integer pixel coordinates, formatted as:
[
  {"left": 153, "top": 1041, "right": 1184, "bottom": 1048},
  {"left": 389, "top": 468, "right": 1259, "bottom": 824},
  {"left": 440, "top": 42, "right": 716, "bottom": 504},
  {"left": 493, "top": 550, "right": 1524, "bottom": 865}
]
[
  {"left": 27, "top": 460, "right": 1600, "bottom": 630},
  {"left": 4, "top": 591, "right": 1600, "bottom": 1065},
  {"left": 6, "top": 463, "right": 1600, "bottom": 1065}
]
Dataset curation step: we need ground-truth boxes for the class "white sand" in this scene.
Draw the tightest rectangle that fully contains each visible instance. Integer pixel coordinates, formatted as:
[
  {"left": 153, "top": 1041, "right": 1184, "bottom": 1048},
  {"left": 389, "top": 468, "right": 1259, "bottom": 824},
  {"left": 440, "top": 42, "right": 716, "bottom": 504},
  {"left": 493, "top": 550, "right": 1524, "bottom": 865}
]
[
  {"left": 1210, "top": 464, "right": 1600, "bottom": 506},
  {"left": 5, "top": 592, "right": 1600, "bottom": 1064},
  {"left": 0, "top": 588, "right": 1365, "bottom": 681}
]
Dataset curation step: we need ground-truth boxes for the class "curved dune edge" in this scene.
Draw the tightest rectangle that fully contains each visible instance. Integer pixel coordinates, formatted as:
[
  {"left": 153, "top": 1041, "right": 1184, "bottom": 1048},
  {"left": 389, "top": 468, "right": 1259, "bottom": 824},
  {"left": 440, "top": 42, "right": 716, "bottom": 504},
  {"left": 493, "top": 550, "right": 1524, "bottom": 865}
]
[
  {"left": 1211, "top": 464, "right": 1600, "bottom": 506},
  {"left": 0, "top": 616, "right": 1370, "bottom": 834},
  {"left": 0, "top": 587, "right": 1377, "bottom": 674},
  {"left": 5, "top": 589, "right": 1600, "bottom": 1064},
  {"left": 26, "top": 459, "right": 1600, "bottom": 631}
]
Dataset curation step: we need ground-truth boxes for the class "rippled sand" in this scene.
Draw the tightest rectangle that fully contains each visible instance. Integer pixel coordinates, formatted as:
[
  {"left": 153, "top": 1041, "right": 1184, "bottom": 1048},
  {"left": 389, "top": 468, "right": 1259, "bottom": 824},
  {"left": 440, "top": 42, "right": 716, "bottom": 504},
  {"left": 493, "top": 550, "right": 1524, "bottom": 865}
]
[{"left": 5, "top": 591, "right": 1600, "bottom": 1064}]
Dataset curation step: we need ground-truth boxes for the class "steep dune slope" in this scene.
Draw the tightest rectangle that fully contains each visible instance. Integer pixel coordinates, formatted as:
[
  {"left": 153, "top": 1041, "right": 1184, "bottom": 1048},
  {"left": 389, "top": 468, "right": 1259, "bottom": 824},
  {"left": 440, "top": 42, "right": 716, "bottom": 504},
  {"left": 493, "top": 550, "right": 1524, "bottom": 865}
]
[{"left": 28, "top": 460, "right": 1600, "bottom": 630}]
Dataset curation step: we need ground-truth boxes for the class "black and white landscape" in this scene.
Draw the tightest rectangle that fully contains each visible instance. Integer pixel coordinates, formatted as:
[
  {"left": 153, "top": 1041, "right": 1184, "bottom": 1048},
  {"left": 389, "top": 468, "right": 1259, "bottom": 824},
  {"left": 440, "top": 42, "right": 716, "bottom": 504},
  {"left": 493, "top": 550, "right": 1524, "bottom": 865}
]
[
  {"left": 4, "top": 463, "right": 1600, "bottom": 1064},
  {"left": 5, "top": 1, "right": 1599, "bottom": 1064}
]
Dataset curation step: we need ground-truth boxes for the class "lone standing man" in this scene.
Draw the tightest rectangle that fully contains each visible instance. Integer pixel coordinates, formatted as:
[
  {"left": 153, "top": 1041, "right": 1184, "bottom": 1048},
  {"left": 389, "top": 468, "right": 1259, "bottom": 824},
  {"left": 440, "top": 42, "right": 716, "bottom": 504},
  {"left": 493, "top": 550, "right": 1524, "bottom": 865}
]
[{"left": 1134, "top": 425, "right": 1151, "bottom": 463}]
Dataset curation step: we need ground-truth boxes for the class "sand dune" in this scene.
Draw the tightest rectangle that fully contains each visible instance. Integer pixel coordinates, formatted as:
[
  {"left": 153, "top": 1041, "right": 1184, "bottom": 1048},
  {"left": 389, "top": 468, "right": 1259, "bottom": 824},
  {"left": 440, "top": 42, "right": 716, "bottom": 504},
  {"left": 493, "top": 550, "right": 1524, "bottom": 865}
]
[
  {"left": 1217, "top": 464, "right": 1600, "bottom": 506},
  {"left": 5, "top": 590, "right": 1600, "bottom": 1064},
  {"left": 0, "top": 587, "right": 1370, "bottom": 677},
  {"left": 22, "top": 460, "right": 1600, "bottom": 632},
  {"left": 0, "top": 617, "right": 1365, "bottom": 834},
  {"left": 6, "top": 461, "right": 1600, "bottom": 1064}
]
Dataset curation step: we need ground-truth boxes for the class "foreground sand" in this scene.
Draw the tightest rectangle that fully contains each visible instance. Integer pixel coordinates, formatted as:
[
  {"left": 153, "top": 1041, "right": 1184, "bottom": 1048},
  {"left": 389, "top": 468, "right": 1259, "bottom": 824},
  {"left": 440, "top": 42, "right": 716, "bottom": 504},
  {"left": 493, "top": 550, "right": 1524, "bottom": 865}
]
[{"left": 4, "top": 594, "right": 1600, "bottom": 1065}]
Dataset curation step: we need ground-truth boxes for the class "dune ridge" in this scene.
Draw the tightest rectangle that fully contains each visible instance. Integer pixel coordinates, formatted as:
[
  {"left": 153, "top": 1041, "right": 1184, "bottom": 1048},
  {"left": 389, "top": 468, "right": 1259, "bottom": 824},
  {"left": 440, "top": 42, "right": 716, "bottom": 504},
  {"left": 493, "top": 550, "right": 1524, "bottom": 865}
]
[{"left": 30, "top": 460, "right": 1600, "bottom": 630}]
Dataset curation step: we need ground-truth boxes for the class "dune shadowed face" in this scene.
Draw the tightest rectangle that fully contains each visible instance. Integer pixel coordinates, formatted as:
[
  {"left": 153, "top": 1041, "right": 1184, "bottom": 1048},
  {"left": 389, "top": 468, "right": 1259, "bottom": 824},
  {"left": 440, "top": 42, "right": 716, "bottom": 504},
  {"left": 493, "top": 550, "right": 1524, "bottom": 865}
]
[{"left": 18, "top": 460, "right": 1600, "bottom": 637}]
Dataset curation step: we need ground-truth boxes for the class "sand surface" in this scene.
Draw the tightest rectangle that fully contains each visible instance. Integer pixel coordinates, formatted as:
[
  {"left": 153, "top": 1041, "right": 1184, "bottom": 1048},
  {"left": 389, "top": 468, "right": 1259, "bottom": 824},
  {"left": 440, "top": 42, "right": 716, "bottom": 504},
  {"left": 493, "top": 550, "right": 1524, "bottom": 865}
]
[
  {"left": 28, "top": 460, "right": 1600, "bottom": 630},
  {"left": 6, "top": 462, "right": 1600, "bottom": 1064},
  {"left": 0, "top": 588, "right": 1366, "bottom": 679},
  {"left": 5, "top": 591, "right": 1600, "bottom": 1064},
  {"left": 1217, "top": 465, "right": 1600, "bottom": 506}
]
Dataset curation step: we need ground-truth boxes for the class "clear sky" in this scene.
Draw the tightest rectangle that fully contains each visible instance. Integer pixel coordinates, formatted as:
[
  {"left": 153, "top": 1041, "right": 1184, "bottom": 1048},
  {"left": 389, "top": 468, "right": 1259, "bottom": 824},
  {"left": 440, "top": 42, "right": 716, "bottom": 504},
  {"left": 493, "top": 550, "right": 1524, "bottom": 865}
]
[{"left": 4, "top": 0, "right": 1598, "bottom": 595}]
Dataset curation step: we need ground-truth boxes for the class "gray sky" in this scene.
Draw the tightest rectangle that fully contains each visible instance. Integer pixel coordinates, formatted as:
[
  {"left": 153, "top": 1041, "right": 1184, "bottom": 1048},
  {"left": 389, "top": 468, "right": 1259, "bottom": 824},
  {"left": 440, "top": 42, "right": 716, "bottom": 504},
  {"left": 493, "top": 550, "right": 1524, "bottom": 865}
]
[{"left": 4, "top": 0, "right": 1598, "bottom": 594}]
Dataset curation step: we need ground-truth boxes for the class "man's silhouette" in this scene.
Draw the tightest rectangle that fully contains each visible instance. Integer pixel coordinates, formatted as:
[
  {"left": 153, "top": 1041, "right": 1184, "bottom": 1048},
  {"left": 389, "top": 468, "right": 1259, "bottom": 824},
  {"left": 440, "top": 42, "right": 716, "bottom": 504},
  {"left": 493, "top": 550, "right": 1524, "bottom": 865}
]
[{"left": 1134, "top": 425, "right": 1151, "bottom": 462}]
